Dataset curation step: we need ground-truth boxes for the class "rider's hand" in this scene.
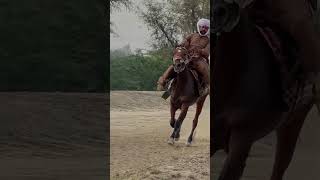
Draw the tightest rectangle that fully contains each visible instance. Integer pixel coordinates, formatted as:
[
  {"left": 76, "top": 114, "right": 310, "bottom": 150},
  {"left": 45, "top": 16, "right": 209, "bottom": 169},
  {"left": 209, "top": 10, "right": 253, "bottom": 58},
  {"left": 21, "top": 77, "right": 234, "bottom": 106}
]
[{"left": 193, "top": 48, "right": 202, "bottom": 56}]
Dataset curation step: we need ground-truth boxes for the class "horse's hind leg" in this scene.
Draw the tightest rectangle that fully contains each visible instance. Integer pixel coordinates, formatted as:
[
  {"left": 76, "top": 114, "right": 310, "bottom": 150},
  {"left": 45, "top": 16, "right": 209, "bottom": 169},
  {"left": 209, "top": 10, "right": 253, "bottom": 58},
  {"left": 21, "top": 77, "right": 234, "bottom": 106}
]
[
  {"left": 170, "top": 104, "right": 189, "bottom": 142},
  {"left": 270, "top": 102, "right": 313, "bottom": 180},
  {"left": 218, "top": 131, "right": 253, "bottom": 180},
  {"left": 187, "top": 95, "right": 207, "bottom": 145}
]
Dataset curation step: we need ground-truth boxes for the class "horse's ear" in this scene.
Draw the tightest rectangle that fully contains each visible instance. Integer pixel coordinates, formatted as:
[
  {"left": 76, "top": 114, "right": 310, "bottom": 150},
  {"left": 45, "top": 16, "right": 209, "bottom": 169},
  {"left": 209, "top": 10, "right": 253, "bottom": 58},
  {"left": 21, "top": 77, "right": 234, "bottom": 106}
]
[{"left": 175, "top": 43, "right": 182, "bottom": 48}]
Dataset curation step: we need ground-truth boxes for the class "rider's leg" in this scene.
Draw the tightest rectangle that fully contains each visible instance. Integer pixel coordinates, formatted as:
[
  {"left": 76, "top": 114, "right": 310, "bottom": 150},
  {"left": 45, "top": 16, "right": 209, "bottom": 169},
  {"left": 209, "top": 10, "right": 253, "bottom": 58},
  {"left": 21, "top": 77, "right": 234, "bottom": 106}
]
[
  {"left": 193, "top": 60, "right": 210, "bottom": 93},
  {"left": 157, "top": 65, "right": 176, "bottom": 90}
]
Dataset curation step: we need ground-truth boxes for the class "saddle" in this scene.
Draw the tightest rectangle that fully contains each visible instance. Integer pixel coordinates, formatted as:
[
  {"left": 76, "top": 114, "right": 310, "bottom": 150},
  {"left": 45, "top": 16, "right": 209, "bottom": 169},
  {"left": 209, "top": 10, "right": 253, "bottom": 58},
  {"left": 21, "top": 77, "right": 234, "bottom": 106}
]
[
  {"left": 161, "top": 59, "right": 209, "bottom": 100},
  {"left": 255, "top": 24, "right": 306, "bottom": 110}
]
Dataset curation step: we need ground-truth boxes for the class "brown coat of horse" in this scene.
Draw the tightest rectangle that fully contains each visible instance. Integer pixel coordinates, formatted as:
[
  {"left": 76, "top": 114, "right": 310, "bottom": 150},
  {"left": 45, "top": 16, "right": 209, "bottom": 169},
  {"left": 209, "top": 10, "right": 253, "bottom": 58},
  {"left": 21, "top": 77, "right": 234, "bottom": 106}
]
[
  {"left": 211, "top": 1, "right": 318, "bottom": 179},
  {"left": 167, "top": 47, "right": 209, "bottom": 146}
]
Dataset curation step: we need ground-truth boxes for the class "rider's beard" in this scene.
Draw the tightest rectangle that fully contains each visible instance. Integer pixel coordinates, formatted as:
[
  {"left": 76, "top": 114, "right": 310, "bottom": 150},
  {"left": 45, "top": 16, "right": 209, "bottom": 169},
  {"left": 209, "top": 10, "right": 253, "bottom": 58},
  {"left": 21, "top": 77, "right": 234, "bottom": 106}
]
[{"left": 200, "top": 30, "right": 207, "bottom": 35}]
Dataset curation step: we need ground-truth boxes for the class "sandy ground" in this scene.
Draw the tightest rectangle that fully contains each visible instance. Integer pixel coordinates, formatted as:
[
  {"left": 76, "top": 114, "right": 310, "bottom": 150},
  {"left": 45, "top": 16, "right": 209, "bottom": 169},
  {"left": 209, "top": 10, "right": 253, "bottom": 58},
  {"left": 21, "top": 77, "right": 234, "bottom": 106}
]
[
  {"left": 212, "top": 105, "right": 320, "bottom": 180},
  {"left": 110, "top": 91, "right": 320, "bottom": 180},
  {"left": 0, "top": 92, "right": 108, "bottom": 180},
  {"left": 110, "top": 91, "right": 210, "bottom": 180}
]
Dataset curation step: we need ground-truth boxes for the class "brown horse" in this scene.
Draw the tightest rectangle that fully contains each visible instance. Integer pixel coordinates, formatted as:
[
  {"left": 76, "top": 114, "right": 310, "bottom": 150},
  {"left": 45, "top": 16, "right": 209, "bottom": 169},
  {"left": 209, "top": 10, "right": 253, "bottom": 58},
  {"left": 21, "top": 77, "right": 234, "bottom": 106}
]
[
  {"left": 211, "top": 1, "right": 318, "bottom": 179},
  {"left": 167, "top": 47, "right": 209, "bottom": 146}
]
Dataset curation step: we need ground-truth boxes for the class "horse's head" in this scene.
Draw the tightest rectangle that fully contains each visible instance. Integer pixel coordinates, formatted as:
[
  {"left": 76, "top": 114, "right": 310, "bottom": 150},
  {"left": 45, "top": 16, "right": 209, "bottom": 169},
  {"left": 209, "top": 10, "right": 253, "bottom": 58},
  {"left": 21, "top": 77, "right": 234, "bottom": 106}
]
[
  {"left": 172, "top": 47, "right": 190, "bottom": 73},
  {"left": 211, "top": 0, "right": 243, "bottom": 34}
]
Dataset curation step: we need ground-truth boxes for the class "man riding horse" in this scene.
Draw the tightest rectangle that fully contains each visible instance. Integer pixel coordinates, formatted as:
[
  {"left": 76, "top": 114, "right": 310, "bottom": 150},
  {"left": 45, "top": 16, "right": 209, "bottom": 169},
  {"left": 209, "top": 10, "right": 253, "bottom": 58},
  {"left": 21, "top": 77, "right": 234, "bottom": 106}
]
[
  {"left": 157, "top": 18, "right": 210, "bottom": 95},
  {"left": 221, "top": 0, "right": 320, "bottom": 83}
]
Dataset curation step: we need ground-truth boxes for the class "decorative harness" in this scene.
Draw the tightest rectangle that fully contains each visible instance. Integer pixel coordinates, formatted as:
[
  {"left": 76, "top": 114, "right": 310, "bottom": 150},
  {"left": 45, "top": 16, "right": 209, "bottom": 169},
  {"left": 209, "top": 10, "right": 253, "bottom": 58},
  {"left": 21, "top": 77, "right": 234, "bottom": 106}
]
[{"left": 173, "top": 46, "right": 207, "bottom": 73}]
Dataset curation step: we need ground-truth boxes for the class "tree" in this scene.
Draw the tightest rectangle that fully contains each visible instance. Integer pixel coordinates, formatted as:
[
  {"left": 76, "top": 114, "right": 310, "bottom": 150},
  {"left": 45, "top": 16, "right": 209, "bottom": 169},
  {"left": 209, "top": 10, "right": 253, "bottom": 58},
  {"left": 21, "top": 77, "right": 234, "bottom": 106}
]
[
  {"left": 138, "top": 0, "right": 180, "bottom": 49},
  {"left": 110, "top": 0, "right": 132, "bottom": 12},
  {"left": 137, "top": 0, "right": 209, "bottom": 49},
  {"left": 168, "top": 0, "right": 209, "bottom": 34},
  {"left": 110, "top": 44, "right": 133, "bottom": 59}
]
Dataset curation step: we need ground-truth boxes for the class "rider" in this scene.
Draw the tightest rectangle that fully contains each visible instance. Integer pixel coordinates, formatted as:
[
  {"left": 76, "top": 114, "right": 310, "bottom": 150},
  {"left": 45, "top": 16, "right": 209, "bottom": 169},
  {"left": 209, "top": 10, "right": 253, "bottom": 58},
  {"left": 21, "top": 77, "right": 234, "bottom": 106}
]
[
  {"left": 235, "top": 0, "right": 320, "bottom": 82},
  {"left": 157, "top": 18, "right": 210, "bottom": 94}
]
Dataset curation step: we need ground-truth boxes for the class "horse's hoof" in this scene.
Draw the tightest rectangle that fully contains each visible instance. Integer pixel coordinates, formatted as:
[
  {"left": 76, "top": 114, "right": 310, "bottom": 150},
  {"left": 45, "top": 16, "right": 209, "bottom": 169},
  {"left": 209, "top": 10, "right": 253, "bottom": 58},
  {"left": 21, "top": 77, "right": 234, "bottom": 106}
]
[
  {"left": 186, "top": 141, "right": 192, "bottom": 146},
  {"left": 168, "top": 138, "right": 175, "bottom": 145},
  {"left": 174, "top": 133, "right": 180, "bottom": 141}
]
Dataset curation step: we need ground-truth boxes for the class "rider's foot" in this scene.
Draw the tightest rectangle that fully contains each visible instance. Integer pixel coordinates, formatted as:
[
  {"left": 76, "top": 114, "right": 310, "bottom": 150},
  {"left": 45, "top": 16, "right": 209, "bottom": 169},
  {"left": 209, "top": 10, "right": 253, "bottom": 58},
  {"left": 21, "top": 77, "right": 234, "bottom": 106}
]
[
  {"left": 157, "top": 76, "right": 166, "bottom": 91},
  {"left": 157, "top": 84, "right": 165, "bottom": 91}
]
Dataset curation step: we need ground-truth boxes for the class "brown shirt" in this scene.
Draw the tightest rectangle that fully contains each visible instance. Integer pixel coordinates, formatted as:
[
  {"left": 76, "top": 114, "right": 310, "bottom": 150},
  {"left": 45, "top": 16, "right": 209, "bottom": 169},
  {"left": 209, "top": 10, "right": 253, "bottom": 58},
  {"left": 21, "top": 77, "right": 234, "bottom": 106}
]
[{"left": 179, "top": 33, "right": 210, "bottom": 59}]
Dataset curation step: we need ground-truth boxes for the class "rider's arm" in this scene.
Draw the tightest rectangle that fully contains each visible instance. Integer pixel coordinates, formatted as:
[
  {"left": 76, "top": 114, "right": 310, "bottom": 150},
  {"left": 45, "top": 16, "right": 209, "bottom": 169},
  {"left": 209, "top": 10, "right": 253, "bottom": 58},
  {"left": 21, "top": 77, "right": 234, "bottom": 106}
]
[
  {"left": 178, "top": 34, "right": 193, "bottom": 48},
  {"left": 200, "top": 42, "right": 210, "bottom": 59}
]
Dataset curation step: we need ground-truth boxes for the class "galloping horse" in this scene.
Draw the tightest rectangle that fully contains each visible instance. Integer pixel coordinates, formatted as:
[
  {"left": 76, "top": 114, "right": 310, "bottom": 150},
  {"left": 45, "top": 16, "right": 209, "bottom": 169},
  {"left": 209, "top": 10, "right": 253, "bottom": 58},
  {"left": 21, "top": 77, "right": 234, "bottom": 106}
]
[
  {"left": 167, "top": 47, "right": 209, "bottom": 145},
  {"left": 211, "top": 0, "right": 319, "bottom": 179}
]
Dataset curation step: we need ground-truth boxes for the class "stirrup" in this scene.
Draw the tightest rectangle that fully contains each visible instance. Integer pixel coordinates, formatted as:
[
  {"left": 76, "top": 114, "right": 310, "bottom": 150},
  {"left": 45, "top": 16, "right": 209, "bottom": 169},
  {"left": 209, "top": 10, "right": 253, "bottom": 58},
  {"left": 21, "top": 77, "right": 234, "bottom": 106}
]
[
  {"left": 161, "top": 90, "right": 171, "bottom": 99},
  {"left": 161, "top": 79, "right": 174, "bottom": 99}
]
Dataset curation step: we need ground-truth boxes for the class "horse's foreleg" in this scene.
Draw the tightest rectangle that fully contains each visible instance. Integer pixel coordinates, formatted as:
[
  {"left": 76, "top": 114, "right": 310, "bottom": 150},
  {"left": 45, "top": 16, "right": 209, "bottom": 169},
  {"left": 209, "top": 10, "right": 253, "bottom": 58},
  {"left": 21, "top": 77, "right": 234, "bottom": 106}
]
[
  {"left": 170, "top": 104, "right": 189, "bottom": 141},
  {"left": 218, "top": 131, "right": 253, "bottom": 180},
  {"left": 170, "top": 103, "right": 177, "bottom": 128},
  {"left": 270, "top": 102, "right": 312, "bottom": 180},
  {"left": 187, "top": 95, "right": 207, "bottom": 145}
]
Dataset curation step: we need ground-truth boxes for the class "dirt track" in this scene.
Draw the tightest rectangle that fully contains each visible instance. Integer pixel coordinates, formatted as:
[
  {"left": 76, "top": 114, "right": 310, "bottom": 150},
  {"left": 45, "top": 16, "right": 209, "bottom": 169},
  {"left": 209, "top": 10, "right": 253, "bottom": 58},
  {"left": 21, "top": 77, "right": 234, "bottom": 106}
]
[
  {"left": 111, "top": 91, "right": 320, "bottom": 180},
  {"left": 110, "top": 91, "right": 210, "bottom": 180}
]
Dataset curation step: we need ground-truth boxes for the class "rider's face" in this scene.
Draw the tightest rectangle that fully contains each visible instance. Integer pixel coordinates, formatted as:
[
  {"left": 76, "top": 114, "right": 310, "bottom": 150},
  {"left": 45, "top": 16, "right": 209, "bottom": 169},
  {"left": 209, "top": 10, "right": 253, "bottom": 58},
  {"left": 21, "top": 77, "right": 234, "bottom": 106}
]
[{"left": 199, "top": 25, "right": 209, "bottom": 35}]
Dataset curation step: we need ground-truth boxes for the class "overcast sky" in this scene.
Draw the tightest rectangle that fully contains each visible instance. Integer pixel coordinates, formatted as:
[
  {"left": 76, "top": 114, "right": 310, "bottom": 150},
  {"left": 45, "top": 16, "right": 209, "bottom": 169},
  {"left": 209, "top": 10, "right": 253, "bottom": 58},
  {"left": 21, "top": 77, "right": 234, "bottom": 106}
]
[{"left": 110, "top": 1, "right": 152, "bottom": 51}]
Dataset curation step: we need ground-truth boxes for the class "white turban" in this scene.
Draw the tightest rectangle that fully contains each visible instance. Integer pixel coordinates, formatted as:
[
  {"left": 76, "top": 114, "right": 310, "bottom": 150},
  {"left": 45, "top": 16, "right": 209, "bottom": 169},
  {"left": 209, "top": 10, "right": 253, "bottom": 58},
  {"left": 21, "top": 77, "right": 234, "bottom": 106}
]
[{"left": 197, "top": 18, "right": 210, "bottom": 36}]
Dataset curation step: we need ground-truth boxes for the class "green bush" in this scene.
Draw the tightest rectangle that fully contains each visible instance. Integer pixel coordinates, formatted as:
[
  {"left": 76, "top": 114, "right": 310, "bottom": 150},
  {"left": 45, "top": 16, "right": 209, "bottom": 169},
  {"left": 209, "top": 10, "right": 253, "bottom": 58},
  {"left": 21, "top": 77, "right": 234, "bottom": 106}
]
[{"left": 110, "top": 55, "right": 171, "bottom": 90}]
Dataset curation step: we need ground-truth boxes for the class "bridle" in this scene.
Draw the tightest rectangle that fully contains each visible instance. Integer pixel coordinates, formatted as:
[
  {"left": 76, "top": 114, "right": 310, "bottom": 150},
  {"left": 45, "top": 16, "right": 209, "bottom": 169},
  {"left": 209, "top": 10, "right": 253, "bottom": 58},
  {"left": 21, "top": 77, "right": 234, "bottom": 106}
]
[{"left": 173, "top": 47, "right": 192, "bottom": 73}]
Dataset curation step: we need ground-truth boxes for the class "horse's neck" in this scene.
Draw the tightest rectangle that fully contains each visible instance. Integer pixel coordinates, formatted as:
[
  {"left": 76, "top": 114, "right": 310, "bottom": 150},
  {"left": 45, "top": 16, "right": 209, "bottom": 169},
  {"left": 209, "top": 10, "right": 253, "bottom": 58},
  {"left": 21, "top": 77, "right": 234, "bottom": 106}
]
[
  {"left": 176, "top": 69, "right": 191, "bottom": 84},
  {"left": 175, "top": 69, "right": 195, "bottom": 91}
]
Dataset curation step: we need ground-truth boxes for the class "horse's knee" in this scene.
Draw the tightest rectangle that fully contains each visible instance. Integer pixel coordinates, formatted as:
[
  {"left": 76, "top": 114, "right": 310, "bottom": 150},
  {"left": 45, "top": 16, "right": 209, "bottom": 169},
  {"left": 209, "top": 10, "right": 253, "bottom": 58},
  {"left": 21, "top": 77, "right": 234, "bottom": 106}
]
[{"left": 170, "top": 119, "right": 175, "bottom": 128}]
